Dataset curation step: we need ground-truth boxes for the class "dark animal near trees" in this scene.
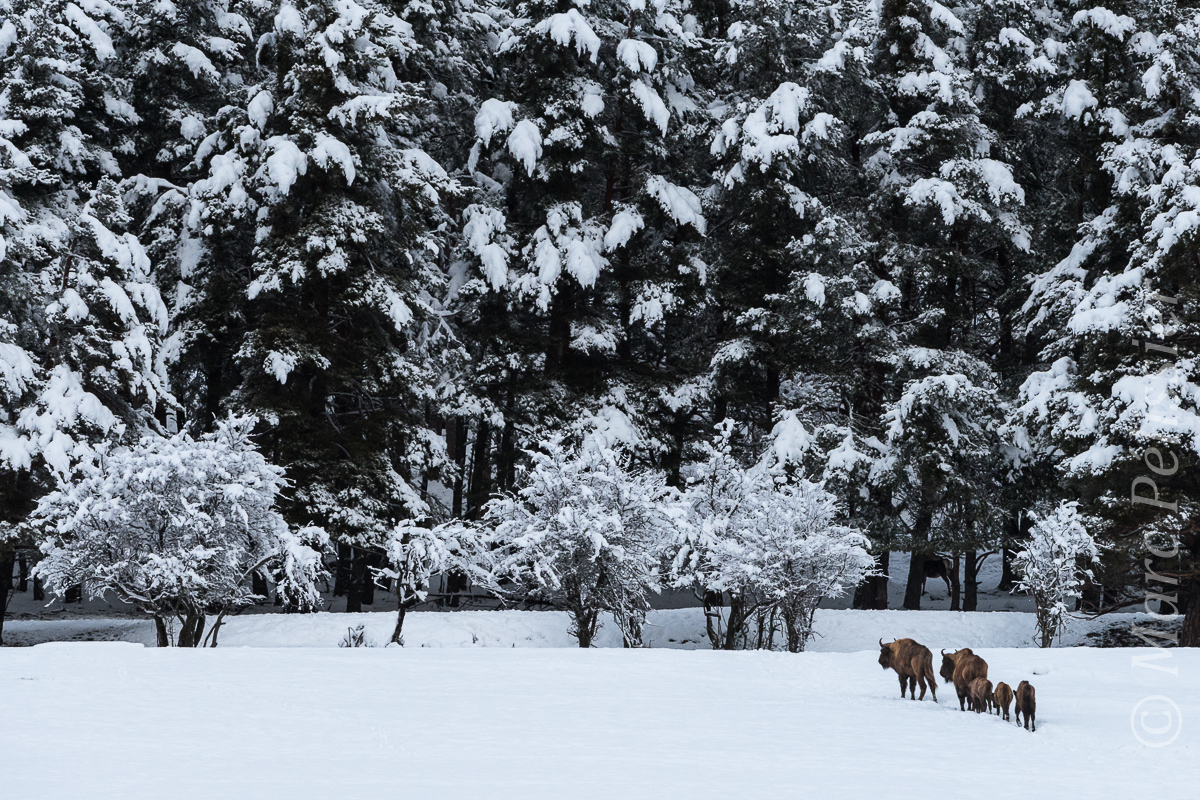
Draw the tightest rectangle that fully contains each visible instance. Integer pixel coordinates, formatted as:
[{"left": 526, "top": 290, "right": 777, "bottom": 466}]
[
  {"left": 921, "top": 557, "right": 953, "bottom": 597},
  {"left": 1015, "top": 681, "right": 1036, "bottom": 731},
  {"left": 992, "top": 682, "right": 1013, "bottom": 721},
  {"left": 939, "top": 648, "right": 989, "bottom": 711},
  {"left": 968, "top": 678, "right": 993, "bottom": 714},
  {"left": 878, "top": 638, "right": 938, "bottom": 701}
]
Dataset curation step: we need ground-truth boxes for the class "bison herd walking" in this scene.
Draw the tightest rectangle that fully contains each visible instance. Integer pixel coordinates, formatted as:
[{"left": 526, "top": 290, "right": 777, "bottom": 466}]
[{"left": 878, "top": 638, "right": 1036, "bottom": 731}]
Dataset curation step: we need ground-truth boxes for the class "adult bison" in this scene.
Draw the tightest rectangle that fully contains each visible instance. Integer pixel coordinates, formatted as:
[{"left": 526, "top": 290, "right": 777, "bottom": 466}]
[
  {"left": 878, "top": 638, "right": 938, "bottom": 701},
  {"left": 939, "top": 648, "right": 989, "bottom": 711}
]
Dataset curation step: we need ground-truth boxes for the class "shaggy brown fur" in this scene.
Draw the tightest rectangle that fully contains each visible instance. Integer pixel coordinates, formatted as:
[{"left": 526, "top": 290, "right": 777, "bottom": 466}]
[
  {"left": 992, "top": 682, "right": 1014, "bottom": 721},
  {"left": 878, "top": 638, "right": 938, "bottom": 701},
  {"left": 967, "top": 678, "right": 993, "bottom": 714},
  {"left": 939, "top": 648, "right": 989, "bottom": 711},
  {"left": 1015, "top": 681, "right": 1036, "bottom": 731}
]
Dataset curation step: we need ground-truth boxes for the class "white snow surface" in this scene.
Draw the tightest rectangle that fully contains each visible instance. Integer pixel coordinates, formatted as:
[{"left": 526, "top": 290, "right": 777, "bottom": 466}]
[{"left": 0, "top": 624, "right": 1193, "bottom": 798}]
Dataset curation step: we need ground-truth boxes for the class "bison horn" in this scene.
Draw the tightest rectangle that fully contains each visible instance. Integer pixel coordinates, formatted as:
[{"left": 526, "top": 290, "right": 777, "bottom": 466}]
[
  {"left": 941, "top": 649, "right": 947, "bottom": 656},
  {"left": 879, "top": 638, "right": 886, "bottom": 648}
]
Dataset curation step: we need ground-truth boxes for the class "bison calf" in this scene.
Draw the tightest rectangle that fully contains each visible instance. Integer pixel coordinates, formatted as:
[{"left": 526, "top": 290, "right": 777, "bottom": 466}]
[
  {"left": 968, "top": 678, "right": 993, "bottom": 714},
  {"left": 878, "top": 638, "right": 938, "bottom": 702},
  {"left": 992, "top": 682, "right": 1014, "bottom": 721},
  {"left": 940, "top": 648, "right": 989, "bottom": 711},
  {"left": 1015, "top": 681, "right": 1036, "bottom": 731}
]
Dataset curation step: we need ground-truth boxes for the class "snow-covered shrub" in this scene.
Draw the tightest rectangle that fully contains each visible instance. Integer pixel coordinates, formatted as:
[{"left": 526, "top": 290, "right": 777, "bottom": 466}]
[
  {"left": 374, "top": 519, "right": 494, "bottom": 644},
  {"left": 673, "top": 422, "right": 875, "bottom": 651},
  {"left": 34, "top": 418, "right": 328, "bottom": 646},
  {"left": 1015, "top": 501, "right": 1101, "bottom": 647},
  {"left": 485, "top": 439, "right": 683, "bottom": 647}
]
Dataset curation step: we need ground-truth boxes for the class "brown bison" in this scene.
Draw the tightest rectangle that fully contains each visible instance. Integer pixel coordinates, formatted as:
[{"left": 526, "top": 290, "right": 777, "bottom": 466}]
[
  {"left": 939, "top": 648, "right": 989, "bottom": 711},
  {"left": 878, "top": 638, "right": 938, "bottom": 701},
  {"left": 992, "top": 682, "right": 1014, "bottom": 722},
  {"left": 1015, "top": 681, "right": 1036, "bottom": 731},
  {"left": 967, "top": 678, "right": 993, "bottom": 714}
]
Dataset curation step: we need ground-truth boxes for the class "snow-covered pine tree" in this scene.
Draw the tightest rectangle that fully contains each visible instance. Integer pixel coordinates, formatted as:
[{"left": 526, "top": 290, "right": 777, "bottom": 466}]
[
  {"left": 116, "top": 0, "right": 264, "bottom": 434},
  {"left": 0, "top": 0, "right": 170, "bottom": 482},
  {"left": 188, "top": 0, "right": 461, "bottom": 609},
  {"left": 1013, "top": 1, "right": 1200, "bottom": 643},
  {"left": 457, "top": 0, "right": 711, "bottom": 496},
  {"left": 706, "top": 0, "right": 871, "bottom": 438},
  {"left": 873, "top": 349, "right": 1005, "bottom": 609}
]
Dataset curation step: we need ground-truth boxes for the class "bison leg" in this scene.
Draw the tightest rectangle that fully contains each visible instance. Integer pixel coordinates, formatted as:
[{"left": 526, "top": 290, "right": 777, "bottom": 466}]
[
  {"left": 958, "top": 688, "right": 968, "bottom": 711},
  {"left": 898, "top": 673, "right": 907, "bottom": 698},
  {"left": 908, "top": 676, "right": 917, "bottom": 699},
  {"left": 916, "top": 675, "right": 926, "bottom": 700}
]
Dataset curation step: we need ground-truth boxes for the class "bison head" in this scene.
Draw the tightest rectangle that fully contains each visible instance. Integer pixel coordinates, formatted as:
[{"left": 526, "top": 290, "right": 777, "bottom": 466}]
[
  {"left": 939, "top": 650, "right": 957, "bottom": 684},
  {"left": 878, "top": 639, "right": 892, "bottom": 669}
]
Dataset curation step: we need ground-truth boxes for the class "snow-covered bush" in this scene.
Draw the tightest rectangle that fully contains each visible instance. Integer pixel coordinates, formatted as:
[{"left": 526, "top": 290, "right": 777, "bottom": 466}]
[
  {"left": 673, "top": 422, "right": 875, "bottom": 651},
  {"left": 1015, "top": 501, "right": 1101, "bottom": 647},
  {"left": 34, "top": 418, "right": 328, "bottom": 646},
  {"left": 374, "top": 519, "right": 493, "bottom": 645},
  {"left": 485, "top": 439, "right": 683, "bottom": 647}
]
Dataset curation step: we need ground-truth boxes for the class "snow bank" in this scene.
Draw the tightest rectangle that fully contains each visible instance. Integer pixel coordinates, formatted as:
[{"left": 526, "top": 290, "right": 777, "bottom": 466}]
[{"left": 2, "top": 607, "right": 1168, "bottom": 651}]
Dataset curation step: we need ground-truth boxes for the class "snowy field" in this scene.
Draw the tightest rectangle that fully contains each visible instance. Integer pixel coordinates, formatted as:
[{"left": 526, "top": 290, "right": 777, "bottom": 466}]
[{"left": 1, "top": 641, "right": 1194, "bottom": 799}]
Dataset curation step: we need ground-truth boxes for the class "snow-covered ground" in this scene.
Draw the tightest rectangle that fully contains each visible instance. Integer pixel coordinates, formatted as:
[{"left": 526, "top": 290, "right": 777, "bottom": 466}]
[{"left": 1, "top": 642, "right": 1193, "bottom": 798}]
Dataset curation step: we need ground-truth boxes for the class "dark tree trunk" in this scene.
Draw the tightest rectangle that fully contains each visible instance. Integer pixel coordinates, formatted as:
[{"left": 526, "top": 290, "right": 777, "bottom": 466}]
[
  {"left": 964, "top": 550, "right": 979, "bottom": 612},
  {"left": 663, "top": 410, "right": 688, "bottom": 489},
  {"left": 359, "top": 551, "right": 381, "bottom": 606},
  {"left": 177, "top": 612, "right": 205, "bottom": 647},
  {"left": 18, "top": 553, "right": 28, "bottom": 592},
  {"left": 703, "top": 591, "right": 723, "bottom": 648},
  {"left": 66, "top": 583, "right": 82, "bottom": 604},
  {"left": 333, "top": 542, "right": 352, "bottom": 597},
  {"left": 571, "top": 607, "right": 600, "bottom": 648},
  {"left": 154, "top": 616, "right": 170, "bottom": 647},
  {"left": 442, "top": 570, "right": 468, "bottom": 608},
  {"left": 345, "top": 548, "right": 365, "bottom": 614},
  {"left": 0, "top": 555, "right": 14, "bottom": 646},
  {"left": 904, "top": 552, "right": 925, "bottom": 610},
  {"left": 466, "top": 418, "right": 492, "bottom": 518},
  {"left": 391, "top": 603, "right": 408, "bottom": 645},
  {"left": 853, "top": 551, "right": 889, "bottom": 609},
  {"left": 722, "top": 595, "right": 749, "bottom": 650},
  {"left": 499, "top": 386, "right": 517, "bottom": 491},
  {"left": 950, "top": 552, "right": 962, "bottom": 611},
  {"left": 903, "top": 514, "right": 933, "bottom": 610},
  {"left": 251, "top": 570, "right": 269, "bottom": 600},
  {"left": 449, "top": 417, "right": 467, "bottom": 518},
  {"left": 33, "top": 575, "right": 43, "bottom": 602},
  {"left": 998, "top": 511, "right": 1022, "bottom": 591}
]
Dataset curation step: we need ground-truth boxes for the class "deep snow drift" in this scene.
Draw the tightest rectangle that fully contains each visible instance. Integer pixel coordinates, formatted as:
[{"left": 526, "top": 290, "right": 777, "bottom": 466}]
[{"left": 0, "top": 643, "right": 1193, "bottom": 799}]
